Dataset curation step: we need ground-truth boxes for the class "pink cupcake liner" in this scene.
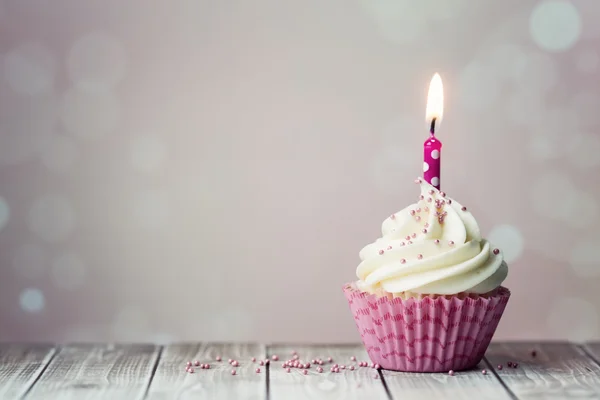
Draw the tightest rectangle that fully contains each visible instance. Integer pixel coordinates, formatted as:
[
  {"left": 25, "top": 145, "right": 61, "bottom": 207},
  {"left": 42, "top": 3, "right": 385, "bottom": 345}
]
[{"left": 343, "top": 283, "right": 510, "bottom": 372}]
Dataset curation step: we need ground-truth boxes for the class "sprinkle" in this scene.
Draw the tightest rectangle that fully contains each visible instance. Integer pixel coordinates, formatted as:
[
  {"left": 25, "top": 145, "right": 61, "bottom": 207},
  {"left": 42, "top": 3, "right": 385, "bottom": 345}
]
[
  {"left": 333, "top": 364, "right": 338, "bottom": 368},
  {"left": 434, "top": 239, "right": 440, "bottom": 244},
  {"left": 410, "top": 210, "right": 416, "bottom": 216},
  {"left": 405, "top": 235, "right": 411, "bottom": 240},
  {"left": 507, "top": 362, "right": 513, "bottom": 367},
  {"left": 427, "top": 197, "right": 433, "bottom": 203},
  {"left": 391, "top": 214, "right": 396, "bottom": 220},
  {"left": 411, "top": 233, "right": 417, "bottom": 238},
  {"left": 311, "top": 359, "right": 316, "bottom": 364},
  {"left": 416, "top": 207, "right": 421, "bottom": 212},
  {"left": 334, "top": 367, "right": 340, "bottom": 373},
  {"left": 461, "top": 206, "right": 467, "bottom": 211},
  {"left": 251, "top": 357, "right": 256, "bottom": 362},
  {"left": 415, "top": 178, "right": 421, "bottom": 184},
  {"left": 259, "top": 360, "right": 264, "bottom": 366},
  {"left": 351, "top": 356, "right": 356, "bottom": 361},
  {"left": 420, "top": 195, "right": 424, "bottom": 200},
  {"left": 415, "top": 216, "right": 421, "bottom": 221},
  {"left": 493, "top": 248, "right": 500, "bottom": 255},
  {"left": 424, "top": 223, "right": 429, "bottom": 228},
  {"left": 531, "top": 350, "right": 537, "bottom": 357},
  {"left": 371, "top": 362, "right": 376, "bottom": 368},
  {"left": 282, "top": 363, "right": 287, "bottom": 368},
  {"left": 231, "top": 369, "right": 236, "bottom": 375},
  {"left": 294, "top": 354, "right": 300, "bottom": 360},
  {"left": 228, "top": 359, "right": 233, "bottom": 363},
  {"left": 417, "top": 254, "right": 423, "bottom": 260},
  {"left": 199, "top": 363, "right": 204, "bottom": 369},
  {"left": 407, "top": 241, "right": 413, "bottom": 244},
  {"left": 378, "top": 249, "right": 384, "bottom": 255},
  {"left": 330, "top": 367, "right": 336, "bottom": 372},
  {"left": 498, "top": 365, "right": 503, "bottom": 370},
  {"left": 216, "top": 356, "right": 222, "bottom": 362},
  {"left": 328, "top": 357, "right": 333, "bottom": 362},
  {"left": 447, "top": 199, "right": 452, "bottom": 204},
  {"left": 186, "top": 361, "right": 192, "bottom": 367},
  {"left": 373, "top": 374, "right": 379, "bottom": 379},
  {"left": 449, "top": 370, "right": 455, "bottom": 376},
  {"left": 400, "top": 242, "right": 405, "bottom": 246},
  {"left": 317, "top": 366, "right": 323, "bottom": 373},
  {"left": 440, "top": 192, "right": 446, "bottom": 197},
  {"left": 341, "top": 365, "right": 346, "bottom": 369},
  {"left": 428, "top": 189, "right": 434, "bottom": 195},
  {"left": 305, "top": 363, "right": 311, "bottom": 369},
  {"left": 188, "top": 368, "right": 194, "bottom": 373},
  {"left": 448, "top": 241, "right": 454, "bottom": 246},
  {"left": 424, "top": 206, "right": 429, "bottom": 212},
  {"left": 286, "top": 367, "right": 291, "bottom": 373},
  {"left": 318, "top": 360, "right": 324, "bottom": 365},
  {"left": 232, "top": 360, "right": 239, "bottom": 367},
  {"left": 303, "top": 369, "right": 308, "bottom": 375},
  {"left": 374, "top": 363, "right": 380, "bottom": 370},
  {"left": 482, "top": 369, "right": 487, "bottom": 375},
  {"left": 292, "top": 350, "right": 297, "bottom": 355},
  {"left": 387, "top": 245, "right": 392, "bottom": 250},
  {"left": 205, "top": 364, "right": 210, "bottom": 369},
  {"left": 513, "top": 363, "right": 519, "bottom": 368},
  {"left": 272, "top": 355, "right": 279, "bottom": 361},
  {"left": 400, "top": 258, "right": 406, "bottom": 264},
  {"left": 264, "top": 359, "right": 270, "bottom": 365}
]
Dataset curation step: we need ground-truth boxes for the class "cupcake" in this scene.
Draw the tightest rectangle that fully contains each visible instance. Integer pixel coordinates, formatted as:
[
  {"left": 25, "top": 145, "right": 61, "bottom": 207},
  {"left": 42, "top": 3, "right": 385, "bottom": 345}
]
[{"left": 343, "top": 178, "right": 510, "bottom": 372}]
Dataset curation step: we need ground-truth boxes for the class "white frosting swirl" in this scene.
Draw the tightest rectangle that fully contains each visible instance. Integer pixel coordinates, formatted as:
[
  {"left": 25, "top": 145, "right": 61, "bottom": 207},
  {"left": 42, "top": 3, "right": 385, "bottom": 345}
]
[{"left": 356, "top": 179, "right": 508, "bottom": 295}]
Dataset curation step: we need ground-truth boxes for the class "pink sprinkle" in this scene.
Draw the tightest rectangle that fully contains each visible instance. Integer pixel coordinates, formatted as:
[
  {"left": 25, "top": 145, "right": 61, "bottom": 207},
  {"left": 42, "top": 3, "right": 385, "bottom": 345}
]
[
  {"left": 448, "top": 240, "right": 454, "bottom": 246},
  {"left": 186, "top": 361, "right": 192, "bottom": 367},
  {"left": 415, "top": 216, "right": 421, "bottom": 221},
  {"left": 188, "top": 368, "right": 194, "bottom": 373},
  {"left": 387, "top": 245, "right": 392, "bottom": 250},
  {"left": 378, "top": 250, "right": 384, "bottom": 255},
  {"left": 447, "top": 199, "right": 452, "bottom": 204},
  {"left": 199, "top": 363, "right": 205, "bottom": 369},
  {"left": 292, "top": 350, "right": 297, "bottom": 355},
  {"left": 373, "top": 374, "right": 379, "bottom": 379},
  {"left": 293, "top": 354, "right": 299, "bottom": 360},
  {"left": 424, "top": 206, "right": 429, "bottom": 212},
  {"left": 400, "top": 258, "right": 406, "bottom": 264},
  {"left": 340, "top": 365, "right": 346, "bottom": 369},
  {"left": 440, "top": 192, "right": 446, "bottom": 197},
  {"left": 498, "top": 365, "right": 503, "bottom": 370},
  {"left": 449, "top": 370, "right": 455, "bottom": 376},
  {"left": 513, "top": 363, "right": 519, "bottom": 368},
  {"left": 410, "top": 210, "right": 416, "bottom": 216},
  {"left": 216, "top": 356, "right": 222, "bottom": 362},
  {"left": 259, "top": 360, "right": 264, "bottom": 366},
  {"left": 371, "top": 362, "right": 376, "bottom": 368},
  {"left": 317, "top": 367, "right": 323, "bottom": 373},
  {"left": 272, "top": 355, "right": 279, "bottom": 361},
  {"left": 416, "top": 207, "right": 421, "bottom": 212},
  {"left": 303, "top": 370, "right": 308, "bottom": 375},
  {"left": 507, "top": 362, "right": 513, "bottom": 367},
  {"left": 334, "top": 367, "right": 340, "bottom": 373},
  {"left": 228, "top": 358, "right": 233, "bottom": 363},
  {"left": 282, "top": 363, "right": 287, "bottom": 368},
  {"left": 311, "top": 359, "right": 316, "bottom": 364},
  {"left": 411, "top": 233, "right": 417, "bottom": 238},
  {"left": 493, "top": 248, "right": 500, "bottom": 255},
  {"left": 256, "top": 368, "right": 261, "bottom": 373},
  {"left": 194, "top": 360, "right": 200, "bottom": 366},
  {"left": 374, "top": 364, "right": 380, "bottom": 370},
  {"left": 205, "top": 364, "right": 210, "bottom": 369},
  {"left": 350, "top": 356, "right": 356, "bottom": 361},
  {"left": 318, "top": 360, "right": 324, "bottom": 365},
  {"left": 333, "top": 364, "right": 338, "bottom": 368},
  {"left": 390, "top": 214, "right": 396, "bottom": 220},
  {"left": 417, "top": 254, "right": 423, "bottom": 260},
  {"left": 264, "top": 359, "right": 270, "bottom": 365},
  {"left": 434, "top": 239, "right": 440, "bottom": 244},
  {"left": 422, "top": 229, "right": 428, "bottom": 234},
  {"left": 350, "top": 366, "right": 355, "bottom": 371},
  {"left": 232, "top": 360, "right": 239, "bottom": 367},
  {"left": 231, "top": 369, "right": 236, "bottom": 375},
  {"left": 461, "top": 206, "right": 467, "bottom": 211},
  {"left": 286, "top": 367, "right": 291, "bottom": 373},
  {"left": 251, "top": 357, "right": 256, "bottom": 362},
  {"left": 405, "top": 235, "right": 411, "bottom": 240},
  {"left": 328, "top": 357, "right": 333, "bottom": 362},
  {"left": 330, "top": 367, "right": 335, "bottom": 372},
  {"left": 482, "top": 369, "right": 487, "bottom": 375}
]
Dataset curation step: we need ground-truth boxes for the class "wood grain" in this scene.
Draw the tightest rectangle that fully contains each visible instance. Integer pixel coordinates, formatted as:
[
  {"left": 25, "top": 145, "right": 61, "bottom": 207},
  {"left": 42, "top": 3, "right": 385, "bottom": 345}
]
[
  {"left": 23, "top": 344, "right": 160, "bottom": 400},
  {"left": 382, "top": 360, "right": 512, "bottom": 400},
  {"left": 145, "top": 343, "right": 266, "bottom": 400},
  {"left": 267, "top": 345, "right": 389, "bottom": 400},
  {"left": 0, "top": 344, "right": 56, "bottom": 400},
  {"left": 485, "top": 342, "right": 600, "bottom": 399}
]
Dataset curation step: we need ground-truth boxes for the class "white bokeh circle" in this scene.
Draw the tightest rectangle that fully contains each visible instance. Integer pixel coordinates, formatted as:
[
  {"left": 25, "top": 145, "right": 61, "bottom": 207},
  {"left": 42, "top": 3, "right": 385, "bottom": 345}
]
[
  {"left": 486, "top": 43, "right": 528, "bottom": 81},
  {"left": 512, "top": 53, "right": 558, "bottom": 93},
  {"left": 130, "top": 135, "right": 168, "bottom": 173},
  {"left": 12, "top": 243, "right": 46, "bottom": 279},
  {"left": 68, "top": 32, "right": 127, "bottom": 92},
  {"left": 20, "top": 288, "right": 45, "bottom": 313},
  {"left": 133, "top": 190, "right": 171, "bottom": 230},
  {"left": 61, "top": 87, "right": 120, "bottom": 139},
  {"left": 547, "top": 297, "right": 598, "bottom": 341},
  {"left": 3, "top": 42, "right": 57, "bottom": 96},
  {"left": 576, "top": 49, "right": 599, "bottom": 74},
  {"left": 458, "top": 62, "right": 499, "bottom": 111},
  {"left": 0, "top": 196, "right": 9, "bottom": 232},
  {"left": 530, "top": 0, "right": 582, "bottom": 52},
  {"left": 570, "top": 239, "right": 600, "bottom": 277},
  {"left": 487, "top": 224, "right": 524, "bottom": 263},
  {"left": 28, "top": 194, "right": 76, "bottom": 242},
  {"left": 51, "top": 253, "right": 86, "bottom": 290},
  {"left": 40, "top": 134, "right": 78, "bottom": 173}
]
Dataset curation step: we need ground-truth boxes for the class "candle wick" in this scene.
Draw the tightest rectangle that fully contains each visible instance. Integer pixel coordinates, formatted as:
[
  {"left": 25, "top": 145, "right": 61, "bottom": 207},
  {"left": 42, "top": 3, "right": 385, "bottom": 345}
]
[{"left": 430, "top": 118, "right": 436, "bottom": 136}]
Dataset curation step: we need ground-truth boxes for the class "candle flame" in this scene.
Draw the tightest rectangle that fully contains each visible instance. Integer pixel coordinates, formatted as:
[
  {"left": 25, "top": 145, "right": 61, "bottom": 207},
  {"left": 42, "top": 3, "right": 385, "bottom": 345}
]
[{"left": 426, "top": 73, "right": 444, "bottom": 127}]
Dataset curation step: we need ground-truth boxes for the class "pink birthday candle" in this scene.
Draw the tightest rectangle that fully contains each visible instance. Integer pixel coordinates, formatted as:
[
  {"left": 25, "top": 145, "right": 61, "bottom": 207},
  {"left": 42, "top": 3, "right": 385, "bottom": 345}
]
[{"left": 424, "top": 73, "right": 444, "bottom": 189}]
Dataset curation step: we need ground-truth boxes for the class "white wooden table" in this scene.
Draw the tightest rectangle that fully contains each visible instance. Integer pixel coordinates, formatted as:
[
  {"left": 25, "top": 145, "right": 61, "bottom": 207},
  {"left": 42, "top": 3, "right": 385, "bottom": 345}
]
[{"left": 2, "top": 342, "right": 600, "bottom": 399}]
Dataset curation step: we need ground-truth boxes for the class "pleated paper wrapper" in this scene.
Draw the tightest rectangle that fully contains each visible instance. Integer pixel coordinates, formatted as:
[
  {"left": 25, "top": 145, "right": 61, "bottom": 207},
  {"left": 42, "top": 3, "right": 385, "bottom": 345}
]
[{"left": 343, "top": 283, "right": 510, "bottom": 372}]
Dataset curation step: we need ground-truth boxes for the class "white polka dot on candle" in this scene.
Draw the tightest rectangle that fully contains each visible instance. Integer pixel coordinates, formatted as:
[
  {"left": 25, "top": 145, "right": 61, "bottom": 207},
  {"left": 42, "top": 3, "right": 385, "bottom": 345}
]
[
  {"left": 431, "top": 177, "right": 439, "bottom": 186},
  {"left": 431, "top": 150, "right": 440, "bottom": 159},
  {"left": 423, "top": 162, "right": 429, "bottom": 172}
]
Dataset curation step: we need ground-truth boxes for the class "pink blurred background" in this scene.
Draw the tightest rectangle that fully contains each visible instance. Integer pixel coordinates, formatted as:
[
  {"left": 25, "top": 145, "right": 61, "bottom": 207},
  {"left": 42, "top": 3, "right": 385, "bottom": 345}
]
[{"left": 0, "top": 0, "right": 599, "bottom": 343}]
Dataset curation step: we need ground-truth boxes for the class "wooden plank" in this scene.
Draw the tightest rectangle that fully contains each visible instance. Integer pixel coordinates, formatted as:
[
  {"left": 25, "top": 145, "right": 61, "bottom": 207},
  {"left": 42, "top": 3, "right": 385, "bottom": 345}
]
[
  {"left": 23, "top": 344, "right": 160, "bottom": 400},
  {"left": 382, "top": 359, "right": 512, "bottom": 400},
  {"left": 0, "top": 344, "right": 56, "bottom": 400},
  {"left": 267, "top": 344, "right": 389, "bottom": 400},
  {"left": 485, "top": 342, "right": 600, "bottom": 399},
  {"left": 146, "top": 343, "right": 266, "bottom": 400}
]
